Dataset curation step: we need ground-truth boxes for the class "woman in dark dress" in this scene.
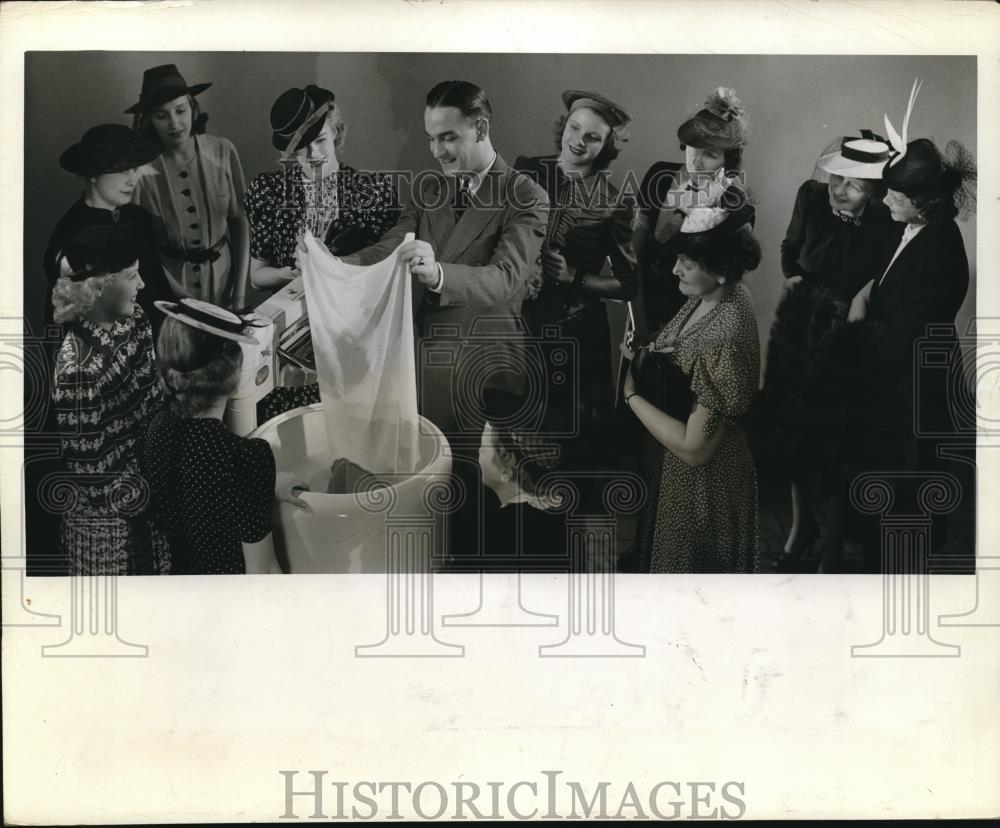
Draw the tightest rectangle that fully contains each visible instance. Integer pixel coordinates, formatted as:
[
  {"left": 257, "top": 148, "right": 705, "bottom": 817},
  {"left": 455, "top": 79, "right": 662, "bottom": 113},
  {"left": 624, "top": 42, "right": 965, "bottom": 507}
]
[
  {"left": 623, "top": 203, "right": 762, "bottom": 573},
  {"left": 762, "top": 132, "right": 902, "bottom": 572},
  {"left": 244, "top": 84, "right": 400, "bottom": 420},
  {"left": 45, "top": 124, "right": 173, "bottom": 337},
  {"left": 514, "top": 89, "right": 637, "bottom": 452},
  {"left": 141, "top": 299, "right": 284, "bottom": 575},
  {"left": 846, "top": 125, "right": 975, "bottom": 573},
  {"left": 473, "top": 388, "right": 575, "bottom": 570},
  {"left": 51, "top": 225, "right": 169, "bottom": 575}
]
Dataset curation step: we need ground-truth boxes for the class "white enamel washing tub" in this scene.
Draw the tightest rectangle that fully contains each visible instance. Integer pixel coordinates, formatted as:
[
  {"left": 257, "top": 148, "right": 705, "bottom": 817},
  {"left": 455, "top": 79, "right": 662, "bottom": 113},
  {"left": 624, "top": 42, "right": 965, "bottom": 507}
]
[{"left": 250, "top": 403, "right": 452, "bottom": 573}]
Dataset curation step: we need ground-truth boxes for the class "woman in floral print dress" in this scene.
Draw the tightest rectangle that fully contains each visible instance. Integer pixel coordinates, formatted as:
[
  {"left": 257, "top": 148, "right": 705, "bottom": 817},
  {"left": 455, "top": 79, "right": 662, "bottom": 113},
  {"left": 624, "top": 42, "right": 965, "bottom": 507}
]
[
  {"left": 50, "top": 225, "right": 169, "bottom": 575},
  {"left": 623, "top": 203, "right": 761, "bottom": 573},
  {"left": 243, "top": 84, "right": 399, "bottom": 420}
]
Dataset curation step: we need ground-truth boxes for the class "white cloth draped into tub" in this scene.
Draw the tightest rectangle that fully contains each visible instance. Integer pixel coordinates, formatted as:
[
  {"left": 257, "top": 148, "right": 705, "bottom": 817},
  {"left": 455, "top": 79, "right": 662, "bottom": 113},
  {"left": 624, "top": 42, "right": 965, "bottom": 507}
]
[{"left": 299, "top": 230, "right": 421, "bottom": 474}]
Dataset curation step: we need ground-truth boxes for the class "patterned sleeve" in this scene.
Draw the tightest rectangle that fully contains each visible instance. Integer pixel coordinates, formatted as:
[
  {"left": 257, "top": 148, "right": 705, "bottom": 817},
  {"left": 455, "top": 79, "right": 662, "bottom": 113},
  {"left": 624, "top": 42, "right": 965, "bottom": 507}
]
[
  {"left": 376, "top": 171, "right": 401, "bottom": 237},
  {"left": 52, "top": 339, "right": 105, "bottom": 475},
  {"left": 244, "top": 173, "right": 276, "bottom": 262},
  {"left": 236, "top": 436, "right": 276, "bottom": 543},
  {"left": 225, "top": 139, "right": 248, "bottom": 220},
  {"left": 689, "top": 340, "right": 757, "bottom": 422}
]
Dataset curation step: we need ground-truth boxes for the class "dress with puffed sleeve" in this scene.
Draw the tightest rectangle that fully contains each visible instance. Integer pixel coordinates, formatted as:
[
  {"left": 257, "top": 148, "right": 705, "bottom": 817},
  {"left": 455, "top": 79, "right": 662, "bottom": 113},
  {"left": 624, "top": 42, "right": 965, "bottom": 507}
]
[{"left": 642, "top": 284, "right": 761, "bottom": 573}]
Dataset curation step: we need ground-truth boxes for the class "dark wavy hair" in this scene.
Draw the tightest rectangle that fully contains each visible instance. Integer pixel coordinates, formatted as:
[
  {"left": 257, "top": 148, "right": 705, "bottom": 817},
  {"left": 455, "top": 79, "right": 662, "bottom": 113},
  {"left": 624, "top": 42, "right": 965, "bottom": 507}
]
[
  {"left": 906, "top": 170, "right": 963, "bottom": 223},
  {"left": 679, "top": 143, "right": 743, "bottom": 174},
  {"left": 131, "top": 94, "right": 209, "bottom": 152},
  {"left": 156, "top": 318, "right": 242, "bottom": 418},
  {"left": 426, "top": 81, "right": 492, "bottom": 122},
  {"left": 552, "top": 114, "right": 620, "bottom": 173},
  {"left": 673, "top": 224, "right": 762, "bottom": 283}
]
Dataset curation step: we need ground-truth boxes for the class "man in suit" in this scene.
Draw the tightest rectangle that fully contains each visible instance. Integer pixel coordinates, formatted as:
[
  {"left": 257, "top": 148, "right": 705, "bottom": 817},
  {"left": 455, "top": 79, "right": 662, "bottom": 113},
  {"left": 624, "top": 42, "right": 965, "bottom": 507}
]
[{"left": 345, "top": 80, "right": 549, "bottom": 443}]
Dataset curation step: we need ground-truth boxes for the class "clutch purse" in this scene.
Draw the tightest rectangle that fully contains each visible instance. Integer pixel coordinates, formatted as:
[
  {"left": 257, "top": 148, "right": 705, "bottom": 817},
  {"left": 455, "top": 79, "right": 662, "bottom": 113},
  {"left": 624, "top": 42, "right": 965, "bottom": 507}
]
[
  {"left": 630, "top": 348, "right": 696, "bottom": 422},
  {"left": 324, "top": 221, "right": 374, "bottom": 256}
]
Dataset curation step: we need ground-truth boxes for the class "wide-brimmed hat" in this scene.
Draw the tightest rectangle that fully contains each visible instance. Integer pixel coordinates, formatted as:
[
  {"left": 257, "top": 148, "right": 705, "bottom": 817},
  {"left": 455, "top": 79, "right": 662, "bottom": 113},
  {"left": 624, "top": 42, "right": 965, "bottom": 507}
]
[
  {"left": 59, "top": 123, "right": 158, "bottom": 177},
  {"left": 270, "top": 85, "right": 336, "bottom": 153},
  {"left": 124, "top": 64, "right": 211, "bottom": 114},
  {"left": 59, "top": 225, "right": 142, "bottom": 282},
  {"left": 816, "top": 130, "right": 893, "bottom": 179},
  {"left": 677, "top": 86, "right": 750, "bottom": 150},
  {"left": 154, "top": 298, "right": 266, "bottom": 344},
  {"left": 561, "top": 89, "right": 632, "bottom": 143}
]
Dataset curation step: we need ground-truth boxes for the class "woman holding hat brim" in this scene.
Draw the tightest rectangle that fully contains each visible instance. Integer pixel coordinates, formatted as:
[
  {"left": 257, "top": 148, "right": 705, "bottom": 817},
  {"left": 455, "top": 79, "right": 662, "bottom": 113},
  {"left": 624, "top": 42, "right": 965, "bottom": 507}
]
[
  {"left": 843, "top": 83, "right": 975, "bottom": 571},
  {"left": 631, "top": 87, "right": 752, "bottom": 344},
  {"left": 51, "top": 225, "right": 169, "bottom": 575},
  {"left": 244, "top": 84, "right": 400, "bottom": 291},
  {"left": 622, "top": 204, "right": 762, "bottom": 573},
  {"left": 243, "top": 84, "right": 400, "bottom": 420},
  {"left": 45, "top": 123, "right": 175, "bottom": 336},
  {"left": 513, "top": 89, "right": 638, "bottom": 454},
  {"left": 128, "top": 64, "right": 250, "bottom": 311},
  {"left": 140, "top": 298, "right": 298, "bottom": 575},
  {"left": 761, "top": 131, "right": 902, "bottom": 573}
]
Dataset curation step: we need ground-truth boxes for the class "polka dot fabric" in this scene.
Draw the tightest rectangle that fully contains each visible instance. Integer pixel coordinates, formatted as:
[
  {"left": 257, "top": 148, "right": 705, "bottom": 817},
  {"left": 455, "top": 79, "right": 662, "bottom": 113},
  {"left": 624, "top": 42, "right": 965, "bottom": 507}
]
[
  {"left": 644, "top": 284, "right": 761, "bottom": 573},
  {"left": 244, "top": 163, "right": 399, "bottom": 270},
  {"left": 141, "top": 411, "right": 276, "bottom": 574}
]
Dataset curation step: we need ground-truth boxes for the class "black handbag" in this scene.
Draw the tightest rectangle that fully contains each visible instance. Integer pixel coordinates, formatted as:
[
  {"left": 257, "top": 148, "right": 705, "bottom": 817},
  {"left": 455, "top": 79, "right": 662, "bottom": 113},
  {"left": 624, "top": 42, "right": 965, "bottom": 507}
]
[
  {"left": 324, "top": 220, "right": 374, "bottom": 256},
  {"left": 630, "top": 348, "right": 696, "bottom": 422}
]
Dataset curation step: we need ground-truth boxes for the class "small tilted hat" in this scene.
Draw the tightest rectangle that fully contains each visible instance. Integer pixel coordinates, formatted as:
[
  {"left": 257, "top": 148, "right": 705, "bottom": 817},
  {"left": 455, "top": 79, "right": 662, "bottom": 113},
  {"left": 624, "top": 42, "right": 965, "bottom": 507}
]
[
  {"left": 561, "top": 89, "right": 632, "bottom": 143},
  {"left": 270, "top": 85, "right": 336, "bottom": 154},
  {"left": 677, "top": 87, "right": 750, "bottom": 150}
]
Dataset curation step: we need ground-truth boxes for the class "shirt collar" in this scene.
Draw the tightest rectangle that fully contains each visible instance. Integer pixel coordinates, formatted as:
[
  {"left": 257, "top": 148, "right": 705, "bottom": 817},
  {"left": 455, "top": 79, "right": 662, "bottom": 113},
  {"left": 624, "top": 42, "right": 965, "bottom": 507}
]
[{"left": 462, "top": 150, "right": 498, "bottom": 197}]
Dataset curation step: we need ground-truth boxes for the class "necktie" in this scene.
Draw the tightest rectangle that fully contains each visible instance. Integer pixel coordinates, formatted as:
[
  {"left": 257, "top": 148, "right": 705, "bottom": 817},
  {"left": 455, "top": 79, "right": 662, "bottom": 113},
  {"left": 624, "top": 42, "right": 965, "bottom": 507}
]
[{"left": 453, "top": 177, "right": 470, "bottom": 221}]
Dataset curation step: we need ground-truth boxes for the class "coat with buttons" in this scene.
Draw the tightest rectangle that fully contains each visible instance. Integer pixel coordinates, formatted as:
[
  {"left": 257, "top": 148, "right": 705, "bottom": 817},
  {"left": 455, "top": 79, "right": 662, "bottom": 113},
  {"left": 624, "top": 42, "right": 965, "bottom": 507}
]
[{"left": 133, "top": 133, "right": 247, "bottom": 307}]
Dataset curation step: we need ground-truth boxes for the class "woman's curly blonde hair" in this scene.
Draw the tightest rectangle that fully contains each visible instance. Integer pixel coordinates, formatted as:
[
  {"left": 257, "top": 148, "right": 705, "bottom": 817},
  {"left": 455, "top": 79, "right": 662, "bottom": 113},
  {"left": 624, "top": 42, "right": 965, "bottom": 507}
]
[{"left": 50, "top": 258, "right": 115, "bottom": 324}]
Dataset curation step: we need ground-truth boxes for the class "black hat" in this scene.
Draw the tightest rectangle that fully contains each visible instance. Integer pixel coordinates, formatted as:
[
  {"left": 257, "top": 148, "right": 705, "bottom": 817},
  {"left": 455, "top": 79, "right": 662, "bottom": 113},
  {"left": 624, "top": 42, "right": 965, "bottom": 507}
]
[
  {"left": 883, "top": 137, "right": 945, "bottom": 198},
  {"left": 124, "top": 64, "right": 212, "bottom": 115},
  {"left": 561, "top": 89, "right": 632, "bottom": 143},
  {"left": 59, "top": 123, "right": 158, "bottom": 177},
  {"left": 270, "top": 85, "right": 336, "bottom": 152},
  {"left": 59, "top": 225, "right": 142, "bottom": 282}
]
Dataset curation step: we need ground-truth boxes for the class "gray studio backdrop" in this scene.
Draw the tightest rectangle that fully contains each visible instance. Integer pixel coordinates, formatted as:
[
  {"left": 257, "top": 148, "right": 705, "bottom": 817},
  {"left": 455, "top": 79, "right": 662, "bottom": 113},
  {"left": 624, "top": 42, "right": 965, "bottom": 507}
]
[{"left": 24, "top": 52, "right": 977, "bottom": 373}]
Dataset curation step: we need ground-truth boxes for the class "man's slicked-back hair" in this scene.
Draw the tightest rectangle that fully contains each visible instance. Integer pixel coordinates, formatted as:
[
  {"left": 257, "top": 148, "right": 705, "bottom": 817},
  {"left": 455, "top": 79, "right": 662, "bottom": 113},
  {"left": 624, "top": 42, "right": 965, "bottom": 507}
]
[{"left": 426, "top": 80, "right": 492, "bottom": 121}]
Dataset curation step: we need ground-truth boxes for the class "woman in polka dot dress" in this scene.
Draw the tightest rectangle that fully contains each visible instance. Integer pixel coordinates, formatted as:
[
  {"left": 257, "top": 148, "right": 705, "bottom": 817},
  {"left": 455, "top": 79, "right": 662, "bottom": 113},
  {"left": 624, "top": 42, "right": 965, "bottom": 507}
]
[
  {"left": 128, "top": 64, "right": 250, "bottom": 310},
  {"left": 622, "top": 202, "right": 761, "bottom": 573},
  {"left": 140, "top": 299, "right": 291, "bottom": 575}
]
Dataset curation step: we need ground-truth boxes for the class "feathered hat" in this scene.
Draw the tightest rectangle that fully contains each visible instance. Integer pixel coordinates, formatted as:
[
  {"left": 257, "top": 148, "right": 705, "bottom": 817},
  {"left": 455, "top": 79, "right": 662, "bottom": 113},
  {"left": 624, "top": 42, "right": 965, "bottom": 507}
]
[{"left": 677, "top": 87, "right": 750, "bottom": 150}]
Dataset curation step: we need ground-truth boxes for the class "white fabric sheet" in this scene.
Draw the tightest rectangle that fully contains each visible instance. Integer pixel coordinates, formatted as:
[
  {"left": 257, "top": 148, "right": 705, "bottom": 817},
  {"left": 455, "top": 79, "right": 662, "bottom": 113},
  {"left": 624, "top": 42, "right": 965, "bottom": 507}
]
[{"left": 299, "top": 230, "right": 420, "bottom": 474}]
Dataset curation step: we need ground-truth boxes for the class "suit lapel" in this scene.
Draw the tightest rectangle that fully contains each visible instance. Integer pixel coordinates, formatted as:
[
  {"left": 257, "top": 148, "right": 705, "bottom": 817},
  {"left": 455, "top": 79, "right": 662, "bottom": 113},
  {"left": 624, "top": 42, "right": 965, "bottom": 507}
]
[
  {"left": 877, "top": 224, "right": 930, "bottom": 292},
  {"left": 438, "top": 156, "right": 509, "bottom": 263}
]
